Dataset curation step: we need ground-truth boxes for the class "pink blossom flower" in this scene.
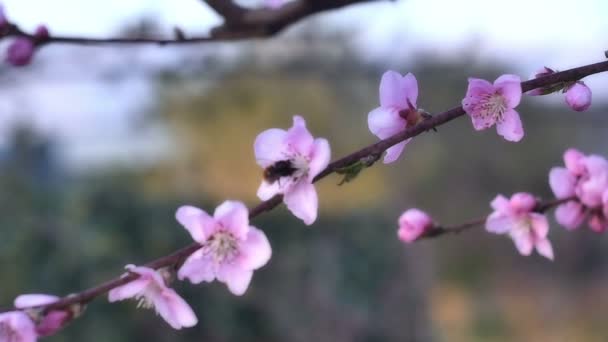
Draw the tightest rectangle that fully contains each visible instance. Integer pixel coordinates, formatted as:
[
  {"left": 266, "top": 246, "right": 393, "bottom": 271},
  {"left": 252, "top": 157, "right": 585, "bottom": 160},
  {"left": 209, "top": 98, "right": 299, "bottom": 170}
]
[
  {"left": 0, "top": 311, "right": 37, "bottom": 342},
  {"left": 6, "top": 37, "right": 35, "bottom": 66},
  {"left": 254, "top": 116, "right": 330, "bottom": 225},
  {"left": 526, "top": 67, "right": 561, "bottom": 96},
  {"left": 485, "top": 193, "right": 554, "bottom": 260},
  {"left": 108, "top": 265, "right": 197, "bottom": 329},
  {"left": 176, "top": 201, "right": 272, "bottom": 296},
  {"left": 14, "top": 294, "right": 71, "bottom": 337},
  {"left": 367, "top": 70, "right": 418, "bottom": 164},
  {"left": 397, "top": 209, "right": 433, "bottom": 243},
  {"left": 549, "top": 148, "right": 608, "bottom": 231},
  {"left": 462, "top": 75, "right": 524, "bottom": 142},
  {"left": 565, "top": 81, "right": 592, "bottom": 112}
]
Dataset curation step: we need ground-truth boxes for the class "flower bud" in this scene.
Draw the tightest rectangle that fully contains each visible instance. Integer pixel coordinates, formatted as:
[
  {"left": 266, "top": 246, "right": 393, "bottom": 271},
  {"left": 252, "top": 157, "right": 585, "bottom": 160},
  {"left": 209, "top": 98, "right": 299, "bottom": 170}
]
[{"left": 565, "top": 81, "right": 592, "bottom": 112}]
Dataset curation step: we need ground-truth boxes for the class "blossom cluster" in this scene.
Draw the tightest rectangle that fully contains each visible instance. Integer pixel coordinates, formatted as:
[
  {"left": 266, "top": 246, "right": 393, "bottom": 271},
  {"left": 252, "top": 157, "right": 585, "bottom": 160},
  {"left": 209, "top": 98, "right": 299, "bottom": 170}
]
[{"left": 550, "top": 148, "right": 608, "bottom": 232}]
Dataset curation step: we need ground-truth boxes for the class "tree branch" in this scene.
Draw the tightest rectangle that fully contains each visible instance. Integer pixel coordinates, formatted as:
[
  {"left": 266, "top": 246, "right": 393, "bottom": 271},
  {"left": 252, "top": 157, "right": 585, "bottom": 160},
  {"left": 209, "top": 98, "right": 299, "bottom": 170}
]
[
  {"left": 420, "top": 197, "right": 575, "bottom": 239},
  {"left": 14, "top": 59, "right": 608, "bottom": 315},
  {"left": 3, "top": 0, "right": 383, "bottom": 46}
]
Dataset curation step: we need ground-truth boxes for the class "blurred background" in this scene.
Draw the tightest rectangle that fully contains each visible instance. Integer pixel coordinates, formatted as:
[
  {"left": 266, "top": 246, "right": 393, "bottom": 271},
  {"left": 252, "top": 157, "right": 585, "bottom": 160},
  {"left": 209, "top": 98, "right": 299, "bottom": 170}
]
[{"left": 1, "top": 0, "right": 608, "bottom": 341}]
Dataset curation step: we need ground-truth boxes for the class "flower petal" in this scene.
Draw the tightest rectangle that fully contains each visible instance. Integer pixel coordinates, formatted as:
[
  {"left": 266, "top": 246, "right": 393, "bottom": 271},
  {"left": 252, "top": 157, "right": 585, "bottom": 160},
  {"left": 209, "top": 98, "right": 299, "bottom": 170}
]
[
  {"left": 379, "top": 70, "right": 417, "bottom": 109},
  {"left": 285, "top": 116, "right": 314, "bottom": 156},
  {"left": 257, "top": 180, "right": 282, "bottom": 200},
  {"left": 496, "top": 109, "right": 524, "bottom": 142},
  {"left": 383, "top": 139, "right": 411, "bottom": 164},
  {"left": 108, "top": 278, "right": 150, "bottom": 302},
  {"left": 554, "top": 202, "right": 585, "bottom": 230},
  {"left": 490, "top": 194, "right": 510, "bottom": 213},
  {"left": 529, "top": 213, "right": 549, "bottom": 238},
  {"left": 0, "top": 311, "right": 37, "bottom": 342},
  {"left": 284, "top": 180, "right": 318, "bottom": 225},
  {"left": 177, "top": 250, "right": 216, "bottom": 284},
  {"left": 367, "top": 107, "right": 406, "bottom": 139},
  {"left": 485, "top": 212, "right": 515, "bottom": 234},
  {"left": 217, "top": 265, "right": 253, "bottom": 296},
  {"left": 549, "top": 167, "right": 576, "bottom": 198},
  {"left": 307, "top": 138, "right": 331, "bottom": 181},
  {"left": 535, "top": 238, "right": 554, "bottom": 260},
  {"left": 214, "top": 200, "right": 249, "bottom": 239},
  {"left": 254, "top": 128, "right": 288, "bottom": 167},
  {"left": 237, "top": 226, "right": 272, "bottom": 270},
  {"left": 464, "top": 77, "right": 494, "bottom": 98},
  {"left": 510, "top": 229, "right": 534, "bottom": 256},
  {"left": 14, "top": 294, "right": 60, "bottom": 309},
  {"left": 175, "top": 205, "right": 214, "bottom": 243},
  {"left": 494, "top": 74, "right": 522, "bottom": 108},
  {"left": 153, "top": 289, "right": 198, "bottom": 329}
]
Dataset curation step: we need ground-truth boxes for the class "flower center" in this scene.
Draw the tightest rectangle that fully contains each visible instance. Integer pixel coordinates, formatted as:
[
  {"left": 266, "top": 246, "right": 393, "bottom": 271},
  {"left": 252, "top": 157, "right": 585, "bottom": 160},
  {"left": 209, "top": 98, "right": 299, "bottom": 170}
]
[
  {"left": 0, "top": 321, "right": 19, "bottom": 342},
  {"left": 202, "top": 230, "right": 239, "bottom": 264},
  {"left": 479, "top": 93, "right": 507, "bottom": 121},
  {"left": 290, "top": 154, "right": 309, "bottom": 179}
]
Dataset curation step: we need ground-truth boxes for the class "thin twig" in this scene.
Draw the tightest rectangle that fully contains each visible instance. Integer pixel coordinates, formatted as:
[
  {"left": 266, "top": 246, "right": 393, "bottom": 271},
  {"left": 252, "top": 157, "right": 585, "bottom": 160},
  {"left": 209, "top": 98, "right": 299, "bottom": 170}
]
[
  {"left": 3, "top": 0, "right": 383, "bottom": 46},
  {"left": 420, "top": 197, "right": 575, "bottom": 239},
  {"left": 17, "top": 60, "right": 608, "bottom": 314}
]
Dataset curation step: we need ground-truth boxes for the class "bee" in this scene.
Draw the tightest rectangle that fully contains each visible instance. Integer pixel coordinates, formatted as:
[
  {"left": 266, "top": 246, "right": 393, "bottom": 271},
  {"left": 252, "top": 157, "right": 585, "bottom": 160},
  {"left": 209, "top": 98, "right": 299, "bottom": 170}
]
[{"left": 263, "top": 160, "right": 297, "bottom": 184}]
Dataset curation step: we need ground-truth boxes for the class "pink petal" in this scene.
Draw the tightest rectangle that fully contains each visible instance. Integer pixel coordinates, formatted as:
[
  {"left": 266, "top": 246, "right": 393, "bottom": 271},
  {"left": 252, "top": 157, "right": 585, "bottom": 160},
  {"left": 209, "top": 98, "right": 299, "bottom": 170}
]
[
  {"left": 237, "top": 226, "right": 272, "bottom": 270},
  {"left": 510, "top": 229, "right": 534, "bottom": 256},
  {"left": 367, "top": 107, "right": 406, "bottom": 139},
  {"left": 494, "top": 74, "right": 522, "bottom": 108},
  {"left": 535, "top": 238, "right": 554, "bottom": 260},
  {"left": 108, "top": 278, "right": 150, "bottom": 302},
  {"left": 379, "top": 71, "right": 417, "bottom": 109},
  {"left": 284, "top": 180, "right": 318, "bottom": 225},
  {"left": 490, "top": 194, "right": 510, "bottom": 213},
  {"left": 307, "top": 138, "right": 331, "bottom": 181},
  {"left": 285, "top": 116, "right": 314, "bottom": 156},
  {"left": 464, "top": 77, "right": 494, "bottom": 98},
  {"left": 214, "top": 201, "right": 249, "bottom": 239},
  {"left": 468, "top": 108, "right": 496, "bottom": 131},
  {"left": 549, "top": 167, "right": 576, "bottom": 198},
  {"left": 14, "top": 294, "right": 60, "bottom": 309},
  {"left": 0, "top": 312, "right": 37, "bottom": 342},
  {"left": 563, "top": 148, "right": 585, "bottom": 175},
  {"left": 257, "top": 180, "right": 282, "bottom": 200},
  {"left": 496, "top": 109, "right": 524, "bottom": 142},
  {"left": 383, "top": 139, "right": 411, "bottom": 164},
  {"left": 254, "top": 128, "right": 288, "bottom": 167},
  {"left": 485, "top": 212, "right": 515, "bottom": 234},
  {"left": 510, "top": 192, "right": 536, "bottom": 212},
  {"left": 554, "top": 202, "right": 585, "bottom": 230},
  {"left": 177, "top": 250, "right": 216, "bottom": 284},
  {"left": 153, "top": 289, "right": 198, "bottom": 329},
  {"left": 217, "top": 265, "right": 254, "bottom": 296},
  {"left": 175, "top": 205, "right": 214, "bottom": 243},
  {"left": 588, "top": 214, "right": 607, "bottom": 233},
  {"left": 529, "top": 213, "right": 549, "bottom": 238}
]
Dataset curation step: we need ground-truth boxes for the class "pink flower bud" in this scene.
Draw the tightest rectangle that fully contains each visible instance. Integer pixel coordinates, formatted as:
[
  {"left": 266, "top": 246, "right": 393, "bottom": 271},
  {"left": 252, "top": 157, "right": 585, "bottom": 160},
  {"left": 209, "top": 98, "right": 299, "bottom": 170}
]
[
  {"left": 565, "top": 81, "right": 592, "bottom": 112},
  {"left": 34, "top": 25, "right": 49, "bottom": 40},
  {"left": 6, "top": 37, "right": 35, "bottom": 66},
  {"left": 563, "top": 148, "right": 585, "bottom": 175},
  {"left": 36, "top": 310, "right": 71, "bottom": 337},
  {"left": 398, "top": 208, "right": 433, "bottom": 243}
]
